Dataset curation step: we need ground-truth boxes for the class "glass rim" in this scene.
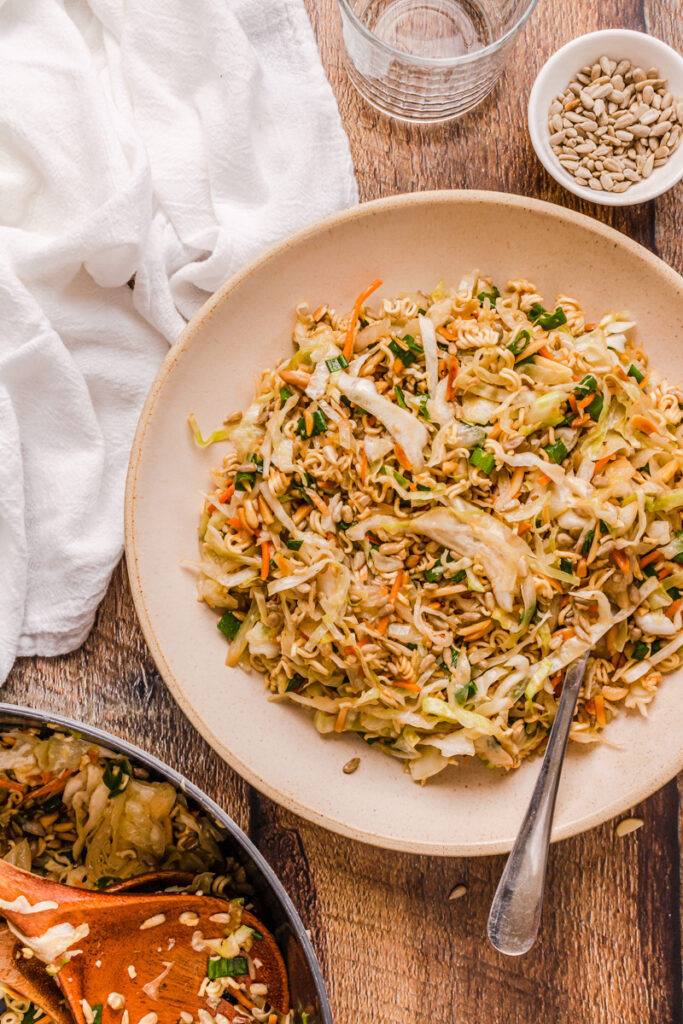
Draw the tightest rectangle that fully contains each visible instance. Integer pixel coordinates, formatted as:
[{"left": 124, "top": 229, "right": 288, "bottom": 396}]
[{"left": 338, "top": 0, "right": 539, "bottom": 68}]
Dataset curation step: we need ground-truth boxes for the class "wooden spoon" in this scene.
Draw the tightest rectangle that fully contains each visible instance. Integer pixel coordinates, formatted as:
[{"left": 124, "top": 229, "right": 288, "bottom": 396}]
[
  {"left": 0, "top": 860, "right": 288, "bottom": 1024},
  {"left": 0, "top": 925, "right": 72, "bottom": 1024}
]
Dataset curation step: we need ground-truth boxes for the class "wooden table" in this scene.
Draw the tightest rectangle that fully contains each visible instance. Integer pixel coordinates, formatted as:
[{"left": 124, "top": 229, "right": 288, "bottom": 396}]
[{"left": 6, "top": 1, "right": 683, "bottom": 1020}]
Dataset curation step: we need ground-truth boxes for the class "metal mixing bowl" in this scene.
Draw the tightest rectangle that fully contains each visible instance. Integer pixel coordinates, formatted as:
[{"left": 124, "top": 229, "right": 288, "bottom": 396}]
[{"left": 0, "top": 702, "right": 332, "bottom": 1024}]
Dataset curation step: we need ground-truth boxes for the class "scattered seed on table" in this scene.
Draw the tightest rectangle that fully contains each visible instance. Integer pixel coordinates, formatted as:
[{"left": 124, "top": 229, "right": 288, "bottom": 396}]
[
  {"left": 343, "top": 757, "right": 360, "bottom": 774},
  {"left": 547, "top": 57, "right": 683, "bottom": 194},
  {"left": 448, "top": 884, "right": 467, "bottom": 901},
  {"left": 616, "top": 816, "right": 644, "bottom": 837}
]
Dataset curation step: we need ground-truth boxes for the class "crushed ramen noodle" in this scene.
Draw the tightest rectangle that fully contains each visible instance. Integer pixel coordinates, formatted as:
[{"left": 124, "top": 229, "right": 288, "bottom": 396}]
[
  {"left": 0, "top": 726, "right": 293, "bottom": 1024},
  {"left": 189, "top": 273, "right": 683, "bottom": 782}
]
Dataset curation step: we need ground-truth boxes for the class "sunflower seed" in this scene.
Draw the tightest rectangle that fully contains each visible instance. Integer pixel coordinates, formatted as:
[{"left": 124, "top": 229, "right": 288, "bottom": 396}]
[
  {"left": 343, "top": 757, "right": 360, "bottom": 774},
  {"left": 615, "top": 816, "right": 643, "bottom": 837},
  {"left": 448, "top": 884, "right": 467, "bottom": 900}
]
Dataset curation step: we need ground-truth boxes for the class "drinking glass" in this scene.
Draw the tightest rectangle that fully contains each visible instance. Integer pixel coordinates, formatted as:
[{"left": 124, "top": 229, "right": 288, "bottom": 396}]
[{"left": 338, "top": 0, "right": 538, "bottom": 123}]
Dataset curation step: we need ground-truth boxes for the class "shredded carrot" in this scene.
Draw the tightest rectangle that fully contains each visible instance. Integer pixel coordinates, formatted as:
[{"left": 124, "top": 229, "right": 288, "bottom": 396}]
[
  {"left": 229, "top": 516, "right": 243, "bottom": 531},
  {"left": 274, "top": 553, "right": 291, "bottom": 575},
  {"left": 27, "top": 770, "right": 72, "bottom": 802},
  {"left": 334, "top": 707, "right": 348, "bottom": 733},
  {"left": 260, "top": 540, "right": 271, "bottom": 581},
  {"left": 640, "top": 549, "right": 663, "bottom": 569},
  {"left": 576, "top": 557, "right": 588, "bottom": 578},
  {"left": 360, "top": 449, "right": 368, "bottom": 485},
  {"left": 536, "top": 473, "right": 551, "bottom": 487},
  {"left": 666, "top": 598, "right": 683, "bottom": 620},
  {"left": 392, "top": 680, "right": 421, "bottom": 693},
  {"left": 613, "top": 550, "right": 630, "bottom": 573},
  {"left": 592, "top": 453, "right": 614, "bottom": 476},
  {"left": 217, "top": 485, "right": 234, "bottom": 504},
  {"left": 342, "top": 278, "right": 383, "bottom": 360},
  {"left": 542, "top": 575, "right": 563, "bottom": 593},
  {"left": 488, "top": 422, "right": 501, "bottom": 441},
  {"left": 538, "top": 345, "right": 559, "bottom": 360},
  {"left": 577, "top": 392, "right": 595, "bottom": 410},
  {"left": 517, "top": 522, "right": 532, "bottom": 536},
  {"left": 233, "top": 990, "right": 256, "bottom": 1011},
  {"left": 657, "top": 565, "right": 672, "bottom": 580},
  {"left": 429, "top": 600, "right": 441, "bottom": 609},
  {"left": 568, "top": 393, "right": 579, "bottom": 414},
  {"left": 571, "top": 414, "right": 590, "bottom": 428},
  {"left": 552, "top": 626, "right": 575, "bottom": 643},
  {"left": 393, "top": 358, "right": 404, "bottom": 375},
  {"left": 0, "top": 778, "right": 26, "bottom": 794},
  {"left": 550, "top": 671, "right": 564, "bottom": 696},
  {"left": 584, "top": 699, "right": 596, "bottom": 715},
  {"left": 593, "top": 693, "right": 606, "bottom": 728},
  {"left": 446, "top": 356, "right": 459, "bottom": 401},
  {"left": 376, "top": 615, "right": 391, "bottom": 635},
  {"left": 394, "top": 443, "right": 412, "bottom": 472},
  {"left": 390, "top": 569, "right": 404, "bottom": 603},
  {"left": 632, "top": 415, "right": 656, "bottom": 435}
]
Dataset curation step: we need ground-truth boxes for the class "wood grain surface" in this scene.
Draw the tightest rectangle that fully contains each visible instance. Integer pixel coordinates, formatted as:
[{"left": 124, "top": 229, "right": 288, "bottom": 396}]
[{"left": 4, "top": 0, "right": 682, "bottom": 1021}]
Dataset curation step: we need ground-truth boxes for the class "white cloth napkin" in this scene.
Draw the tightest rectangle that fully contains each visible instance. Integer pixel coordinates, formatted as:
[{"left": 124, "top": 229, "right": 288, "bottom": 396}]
[{"left": 0, "top": 0, "right": 357, "bottom": 681}]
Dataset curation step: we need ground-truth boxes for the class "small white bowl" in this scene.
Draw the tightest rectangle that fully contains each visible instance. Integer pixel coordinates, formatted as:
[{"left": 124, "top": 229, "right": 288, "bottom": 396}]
[{"left": 528, "top": 29, "right": 683, "bottom": 206}]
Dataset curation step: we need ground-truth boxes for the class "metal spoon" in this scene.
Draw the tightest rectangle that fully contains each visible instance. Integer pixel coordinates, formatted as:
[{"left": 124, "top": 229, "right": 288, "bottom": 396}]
[{"left": 487, "top": 651, "right": 589, "bottom": 955}]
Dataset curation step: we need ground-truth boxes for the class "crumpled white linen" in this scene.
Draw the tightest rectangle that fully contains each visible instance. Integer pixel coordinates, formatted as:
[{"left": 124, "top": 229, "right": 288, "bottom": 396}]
[{"left": 0, "top": 0, "right": 357, "bottom": 680}]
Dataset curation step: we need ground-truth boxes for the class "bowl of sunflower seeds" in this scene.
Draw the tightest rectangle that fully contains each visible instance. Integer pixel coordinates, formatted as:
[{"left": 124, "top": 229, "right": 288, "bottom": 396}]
[{"left": 528, "top": 29, "right": 683, "bottom": 205}]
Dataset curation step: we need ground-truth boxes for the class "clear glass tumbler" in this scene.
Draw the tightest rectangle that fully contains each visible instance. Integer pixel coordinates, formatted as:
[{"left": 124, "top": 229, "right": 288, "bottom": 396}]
[{"left": 338, "top": 0, "right": 538, "bottom": 123}]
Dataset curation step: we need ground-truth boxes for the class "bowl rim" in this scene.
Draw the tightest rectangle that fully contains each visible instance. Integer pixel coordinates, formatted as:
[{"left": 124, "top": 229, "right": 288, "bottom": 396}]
[
  {"left": 0, "top": 701, "right": 333, "bottom": 1024},
  {"left": 527, "top": 28, "right": 683, "bottom": 207},
  {"left": 125, "top": 188, "right": 683, "bottom": 856},
  {"left": 337, "top": 0, "right": 538, "bottom": 68}
]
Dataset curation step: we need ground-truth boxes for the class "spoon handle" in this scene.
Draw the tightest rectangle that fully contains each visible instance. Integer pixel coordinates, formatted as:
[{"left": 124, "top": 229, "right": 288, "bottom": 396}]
[{"left": 487, "top": 651, "right": 589, "bottom": 956}]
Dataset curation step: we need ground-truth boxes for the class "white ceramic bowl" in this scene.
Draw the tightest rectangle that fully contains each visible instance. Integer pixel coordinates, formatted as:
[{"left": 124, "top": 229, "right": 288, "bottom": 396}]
[
  {"left": 126, "top": 191, "right": 683, "bottom": 857},
  {"left": 528, "top": 29, "right": 683, "bottom": 206}
]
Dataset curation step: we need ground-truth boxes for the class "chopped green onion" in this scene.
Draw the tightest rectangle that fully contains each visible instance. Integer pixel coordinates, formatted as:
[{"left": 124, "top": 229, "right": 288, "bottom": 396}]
[
  {"left": 247, "top": 453, "right": 263, "bottom": 474},
  {"left": 279, "top": 385, "right": 292, "bottom": 403},
  {"left": 286, "top": 538, "right": 303, "bottom": 551},
  {"left": 424, "top": 560, "right": 444, "bottom": 583},
  {"left": 452, "top": 569, "right": 467, "bottom": 584},
  {"left": 391, "top": 468, "right": 410, "bottom": 487},
  {"left": 543, "top": 439, "right": 568, "bottom": 464},
  {"left": 285, "top": 673, "right": 305, "bottom": 693},
  {"left": 477, "top": 286, "right": 500, "bottom": 307},
  {"left": 559, "top": 558, "right": 573, "bottom": 574},
  {"left": 252, "top": 930, "right": 264, "bottom": 940},
  {"left": 337, "top": 519, "right": 358, "bottom": 531},
  {"left": 642, "top": 562, "right": 658, "bottom": 577},
  {"left": 234, "top": 470, "right": 255, "bottom": 491},
  {"left": 631, "top": 641, "right": 649, "bottom": 661},
  {"left": 95, "top": 876, "right": 121, "bottom": 890},
  {"left": 218, "top": 610, "right": 242, "bottom": 640},
  {"left": 394, "top": 385, "right": 407, "bottom": 409},
  {"left": 651, "top": 638, "right": 664, "bottom": 654},
  {"left": 574, "top": 374, "right": 598, "bottom": 398},
  {"left": 388, "top": 339, "right": 417, "bottom": 366},
  {"left": 627, "top": 363, "right": 644, "bottom": 383},
  {"left": 403, "top": 334, "right": 423, "bottom": 353},
  {"left": 417, "top": 307, "right": 427, "bottom": 315},
  {"left": 470, "top": 447, "right": 495, "bottom": 474},
  {"left": 296, "top": 410, "right": 327, "bottom": 438},
  {"left": 508, "top": 329, "right": 531, "bottom": 357},
  {"left": 207, "top": 956, "right": 249, "bottom": 980},
  {"left": 528, "top": 303, "right": 568, "bottom": 330},
  {"left": 673, "top": 530, "right": 683, "bottom": 564},
  {"left": 102, "top": 759, "right": 131, "bottom": 798},
  {"left": 325, "top": 354, "right": 349, "bottom": 372},
  {"left": 587, "top": 393, "right": 604, "bottom": 419},
  {"left": 455, "top": 680, "right": 476, "bottom": 705},
  {"left": 581, "top": 529, "right": 595, "bottom": 556},
  {"left": 417, "top": 394, "right": 430, "bottom": 420},
  {"left": 92, "top": 1006, "right": 103, "bottom": 1024},
  {"left": 516, "top": 354, "right": 536, "bottom": 367},
  {"left": 599, "top": 519, "right": 610, "bottom": 535}
]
